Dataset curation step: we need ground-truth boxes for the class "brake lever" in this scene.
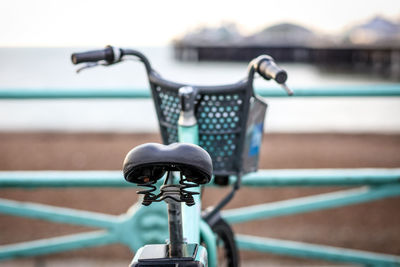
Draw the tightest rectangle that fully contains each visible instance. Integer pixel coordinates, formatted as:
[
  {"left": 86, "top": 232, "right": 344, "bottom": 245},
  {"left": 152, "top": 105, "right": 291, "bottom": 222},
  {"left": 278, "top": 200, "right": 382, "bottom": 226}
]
[
  {"left": 75, "top": 60, "right": 114, "bottom": 74},
  {"left": 281, "top": 83, "right": 294, "bottom": 96},
  {"left": 76, "top": 62, "right": 98, "bottom": 73}
]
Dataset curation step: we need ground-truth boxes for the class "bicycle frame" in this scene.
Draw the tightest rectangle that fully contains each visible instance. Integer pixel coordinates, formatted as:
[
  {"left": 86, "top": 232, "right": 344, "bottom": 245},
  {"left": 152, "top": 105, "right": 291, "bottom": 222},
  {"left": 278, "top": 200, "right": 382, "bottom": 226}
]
[
  {"left": 178, "top": 103, "right": 217, "bottom": 266},
  {"left": 141, "top": 55, "right": 263, "bottom": 265}
]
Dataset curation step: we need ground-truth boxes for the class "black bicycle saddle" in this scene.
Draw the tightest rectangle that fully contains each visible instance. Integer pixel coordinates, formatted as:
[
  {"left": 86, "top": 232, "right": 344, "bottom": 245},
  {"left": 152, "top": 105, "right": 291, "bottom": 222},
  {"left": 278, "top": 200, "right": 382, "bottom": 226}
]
[{"left": 123, "top": 143, "right": 213, "bottom": 185}]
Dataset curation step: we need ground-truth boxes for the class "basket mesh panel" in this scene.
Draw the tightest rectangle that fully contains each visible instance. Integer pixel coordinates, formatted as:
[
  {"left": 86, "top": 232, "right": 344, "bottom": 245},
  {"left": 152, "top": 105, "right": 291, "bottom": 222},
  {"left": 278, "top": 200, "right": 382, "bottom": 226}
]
[
  {"left": 153, "top": 84, "right": 247, "bottom": 175},
  {"left": 156, "top": 86, "right": 180, "bottom": 144},
  {"left": 196, "top": 93, "right": 245, "bottom": 173}
]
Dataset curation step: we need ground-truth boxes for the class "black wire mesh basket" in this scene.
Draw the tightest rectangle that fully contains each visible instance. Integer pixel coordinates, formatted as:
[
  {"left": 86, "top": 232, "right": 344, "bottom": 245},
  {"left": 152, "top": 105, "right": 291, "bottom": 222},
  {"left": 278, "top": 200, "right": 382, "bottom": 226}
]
[{"left": 148, "top": 72, "right": 267, "bottom": 177}]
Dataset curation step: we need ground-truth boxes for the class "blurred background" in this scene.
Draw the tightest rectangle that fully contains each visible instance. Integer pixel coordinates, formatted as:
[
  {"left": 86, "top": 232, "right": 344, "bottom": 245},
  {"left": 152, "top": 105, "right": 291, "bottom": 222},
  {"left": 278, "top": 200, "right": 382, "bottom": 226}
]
[{"left": 0, "top": 0, "right": 400, "bottom": 266}]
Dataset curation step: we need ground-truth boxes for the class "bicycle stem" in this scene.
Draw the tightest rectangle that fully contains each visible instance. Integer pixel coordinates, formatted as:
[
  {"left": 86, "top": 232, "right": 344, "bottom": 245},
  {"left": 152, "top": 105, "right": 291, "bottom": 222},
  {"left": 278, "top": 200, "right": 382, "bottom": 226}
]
[{"left": 178, "top": 86, "right": 198, "bottom": 127}]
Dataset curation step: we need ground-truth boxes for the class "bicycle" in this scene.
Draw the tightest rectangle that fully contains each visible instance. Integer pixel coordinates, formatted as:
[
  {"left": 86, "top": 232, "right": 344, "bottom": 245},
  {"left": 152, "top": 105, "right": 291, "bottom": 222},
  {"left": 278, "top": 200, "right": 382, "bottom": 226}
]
[{"left": 71, "top": 46, "right": 291, "bottom": 267}]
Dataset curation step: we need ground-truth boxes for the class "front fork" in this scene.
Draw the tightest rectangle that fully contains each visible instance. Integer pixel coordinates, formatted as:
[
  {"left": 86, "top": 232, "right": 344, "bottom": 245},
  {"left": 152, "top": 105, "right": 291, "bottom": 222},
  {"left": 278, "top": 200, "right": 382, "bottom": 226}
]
[{"left": 178, "top": 87, "right": 217, "bottom": 267}]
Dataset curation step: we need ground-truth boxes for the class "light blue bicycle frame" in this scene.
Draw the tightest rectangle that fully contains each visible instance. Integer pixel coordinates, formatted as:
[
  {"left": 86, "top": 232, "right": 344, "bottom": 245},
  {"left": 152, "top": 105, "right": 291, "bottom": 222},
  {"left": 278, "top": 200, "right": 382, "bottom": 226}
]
[{"left": 177, "top": 98, "right": 218, "bottom": 266}]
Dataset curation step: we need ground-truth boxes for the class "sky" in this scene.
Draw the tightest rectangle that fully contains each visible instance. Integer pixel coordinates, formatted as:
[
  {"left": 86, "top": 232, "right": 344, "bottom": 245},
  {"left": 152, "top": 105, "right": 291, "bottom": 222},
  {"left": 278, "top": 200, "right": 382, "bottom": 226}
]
[{"left": 1, "top": 0, "right": 399, "bottom": 47}]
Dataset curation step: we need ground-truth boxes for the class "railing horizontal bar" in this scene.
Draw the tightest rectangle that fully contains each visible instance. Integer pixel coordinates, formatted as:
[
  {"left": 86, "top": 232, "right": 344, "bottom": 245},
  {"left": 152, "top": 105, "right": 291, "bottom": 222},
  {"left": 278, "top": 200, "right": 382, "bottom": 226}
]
[
  {"left": 236, "top": 234, "right": 400, "bottom": 265},
  {"left": 0, "top": 88, "right": 151, "bottom": 99},
  {"left": 0, "top": 198, "right": 119, "bottom": 228},
  {"left": 0, "top": 84, "right": 399, "bottom": 99},
  {"left": 0, "top": 231, "right": 117, "bottom": 260},
  {"left": 257, "top": 84, "right": 400, "bottom": 97},
  {"left": 1, "top": 169, "right": 400, "bottom": 188},
  {"left": 235, "top": 168, "right": 400, "bottom": 187},
  {"left": 222, "top": 184, "right": 400, "bottom": 224},
  {"left": 0, "top": 171, "right": 134, "bottom": 188}
]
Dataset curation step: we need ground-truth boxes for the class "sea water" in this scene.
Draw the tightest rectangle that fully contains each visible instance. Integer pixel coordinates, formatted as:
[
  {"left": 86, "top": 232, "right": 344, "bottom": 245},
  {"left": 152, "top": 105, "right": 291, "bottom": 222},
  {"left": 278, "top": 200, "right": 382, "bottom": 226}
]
[{"left": 0, "top": 46, "right": 399, "bottom": 133}]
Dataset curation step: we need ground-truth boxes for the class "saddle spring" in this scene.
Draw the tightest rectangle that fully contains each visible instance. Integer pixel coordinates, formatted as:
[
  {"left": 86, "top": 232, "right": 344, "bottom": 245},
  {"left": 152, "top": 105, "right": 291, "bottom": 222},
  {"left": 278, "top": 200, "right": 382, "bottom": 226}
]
[
  {"left": 179, "top": 173, "right": 200, "bottom": 206},
  {"left": 137, "top": 179, "right": 158, "bottom": 206},
  {"left": 137, "top": 172, "right": 201, "bottom": 206}
]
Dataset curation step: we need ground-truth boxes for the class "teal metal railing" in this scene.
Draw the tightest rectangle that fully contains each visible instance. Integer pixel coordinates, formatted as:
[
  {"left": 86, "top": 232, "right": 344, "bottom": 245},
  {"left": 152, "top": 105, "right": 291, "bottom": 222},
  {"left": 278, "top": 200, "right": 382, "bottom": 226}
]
[
  {"left": 1, "top": 85, "right": 400, "bottom": 266},
  {"left": 0, "top": 169, "right": 400, "bottom": 265},
  {"left": 0, "top": 84, "right": 400, "bottom": 99}
]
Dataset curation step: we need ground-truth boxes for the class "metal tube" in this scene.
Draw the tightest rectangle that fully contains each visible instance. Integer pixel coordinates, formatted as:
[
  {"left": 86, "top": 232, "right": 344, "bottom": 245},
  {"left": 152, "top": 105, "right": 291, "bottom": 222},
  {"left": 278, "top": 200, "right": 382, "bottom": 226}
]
[
  {"left": 0, "top": 88, "right": 151, "bottom": 99},
  {"left": 1, "top": 85, "right": 399, "bottom": 99},
  {"left": 223, "top": 184, "right": 400, "bottom": 224},
  {"left": 236, "top": 234, "right": 400, "bottom": 265},
  {"left": 167, "top": 201, "right": 184, "bottom": 257},
  {"left": 1, "top": 169, "right": 399, "bottom": 188},
  {"left": 0, "top": 198, "right": 118, "bottom": 228},
  {"left": 178, "top": 118, "right": 201, "bottom": 244},
  {"left": 200, "top": 220, "right": 217, "bottom": 267},
  {"left": 256, "top": 84, "right": 400, "bottom": 97},
  {"left": 0, "top": 171, "right": 130, "bottom": 188},
  {"left": 0, "top": 231, "right": 117, "bottom": 260},
  {"left": 233, "top": 168, "right": 400, "bottom": 187}
]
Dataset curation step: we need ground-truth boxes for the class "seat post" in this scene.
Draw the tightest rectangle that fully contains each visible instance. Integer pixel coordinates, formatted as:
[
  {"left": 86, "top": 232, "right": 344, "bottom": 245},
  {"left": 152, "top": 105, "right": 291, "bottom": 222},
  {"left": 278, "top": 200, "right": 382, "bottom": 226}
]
[{"left": 162, "top": 185, "right": 185, "bottom": 257}]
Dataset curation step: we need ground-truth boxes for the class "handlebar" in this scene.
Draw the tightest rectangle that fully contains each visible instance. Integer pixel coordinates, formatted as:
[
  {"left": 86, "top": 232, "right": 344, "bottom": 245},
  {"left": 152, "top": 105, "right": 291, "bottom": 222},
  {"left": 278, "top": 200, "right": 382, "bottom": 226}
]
[
  {"left": 71, "top": 46, "right": 122, "bottom": 65},
  {"left": 71, "top": 46, "right": 292, "bottom": 95}
]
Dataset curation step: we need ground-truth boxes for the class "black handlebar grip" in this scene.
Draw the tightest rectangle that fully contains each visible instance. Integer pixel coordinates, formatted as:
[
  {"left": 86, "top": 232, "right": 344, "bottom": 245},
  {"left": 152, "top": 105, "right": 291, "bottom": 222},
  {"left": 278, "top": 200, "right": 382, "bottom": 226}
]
[
  {"left": 71, "top": 46, "right": 116, "bottom": 65},
  {"left": 258, "top": 58, "right": 288, "bottom": 84}
]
